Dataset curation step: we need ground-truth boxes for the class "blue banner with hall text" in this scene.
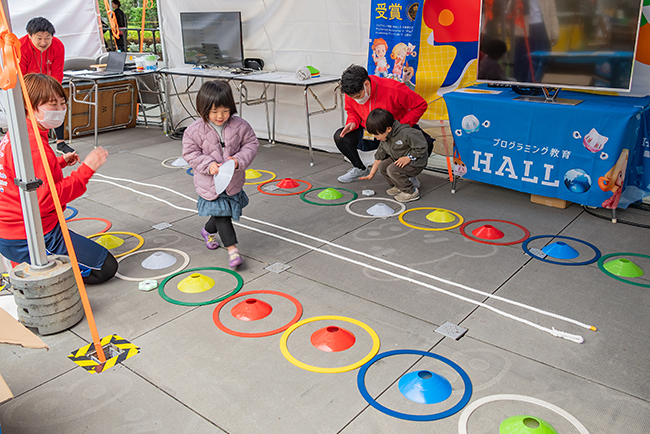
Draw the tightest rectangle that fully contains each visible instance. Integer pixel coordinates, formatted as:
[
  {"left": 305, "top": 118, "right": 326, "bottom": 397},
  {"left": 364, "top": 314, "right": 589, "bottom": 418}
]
[
  {"left": 444, "top": 87, "right": 650, "bottom": 209},
  {"left": 367, "top": 1, "right": 423, "bottom": 91}
]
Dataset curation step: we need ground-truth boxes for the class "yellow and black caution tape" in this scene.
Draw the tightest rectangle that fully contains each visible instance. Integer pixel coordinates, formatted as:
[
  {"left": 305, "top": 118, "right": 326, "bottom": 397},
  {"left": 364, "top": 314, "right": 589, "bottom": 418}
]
[
  {"left": 68, "top": 334, "right": 139, "bottom": 374},
  {"left": 0, "top": 272, "right": 10, "bottom": 293}
]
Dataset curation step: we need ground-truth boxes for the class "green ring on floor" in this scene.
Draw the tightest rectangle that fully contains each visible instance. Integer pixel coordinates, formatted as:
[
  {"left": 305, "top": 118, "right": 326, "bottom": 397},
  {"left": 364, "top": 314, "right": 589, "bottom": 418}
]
[
  {"left": 597, "top": 252, "right": 650, "bottom": 288},
  {"left": 159, "top": 267, "right": 244, "bottom": 306},
  {"left": 300, "top": 187, "right": 358, "bottom": 206}
]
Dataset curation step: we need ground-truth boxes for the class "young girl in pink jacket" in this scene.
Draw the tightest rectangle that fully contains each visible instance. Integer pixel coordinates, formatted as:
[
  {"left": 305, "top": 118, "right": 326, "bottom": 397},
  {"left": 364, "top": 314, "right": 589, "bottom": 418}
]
[{"left": 182, "top": 81, "right": 259, "bottom": 268}]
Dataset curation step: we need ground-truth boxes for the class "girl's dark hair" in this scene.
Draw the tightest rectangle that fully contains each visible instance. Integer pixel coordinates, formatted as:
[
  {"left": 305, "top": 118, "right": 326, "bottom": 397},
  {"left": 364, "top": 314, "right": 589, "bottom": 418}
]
[
  {"left": 366, "top": 108, "right": 394, "bottom": 135},
  {"left": 196, "top": 80, "right": 237, "bottom": 123},
  {"left": 23, "top": 73, "right": 66, "bottom": 111},
  {"left": 112, "top": 0, "right": 121, "bottom": 7},
  {"left": 26, "top": 17, "right": 55, "bottom": 36},
  {"left": 341, "top": 64, "right": 369, "bottom": 96}
]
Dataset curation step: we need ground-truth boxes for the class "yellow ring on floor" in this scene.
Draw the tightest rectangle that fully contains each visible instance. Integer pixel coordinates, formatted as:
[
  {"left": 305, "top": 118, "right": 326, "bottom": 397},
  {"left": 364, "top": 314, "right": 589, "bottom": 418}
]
[
  {"left": 398, "top": 207, "right": 464, "bottom": 231},
  {"left": 279, "top": 315, "right": 380, "bottom": 374},
  {"left": 88, "top": 231, "right": 145, "bottom": 258},
  {"left": 244, "top": 170, "right": 277, "bottom": 185}
]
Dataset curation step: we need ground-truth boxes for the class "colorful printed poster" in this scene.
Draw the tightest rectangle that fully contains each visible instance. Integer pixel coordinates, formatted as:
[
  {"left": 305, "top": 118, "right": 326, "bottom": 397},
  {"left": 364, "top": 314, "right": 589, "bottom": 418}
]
[
  {"left": 414, "top": 0, "right": 482, "bottom": 120},
  {"left": 367, "top": 1, "right": 424, "bottom": 90}
]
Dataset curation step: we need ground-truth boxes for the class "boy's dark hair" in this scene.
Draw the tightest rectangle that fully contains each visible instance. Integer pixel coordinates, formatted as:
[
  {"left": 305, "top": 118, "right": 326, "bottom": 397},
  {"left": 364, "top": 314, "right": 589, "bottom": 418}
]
[
  {"left": 112, "top": 0, "right": 121, "bottom": 7},
  {"left": 341, "top": 64, "right": 369, "bottom": 96},
  {"left": 481, "top": 39, "right": 507, "bottom": 60},
  {"left": 26, "top": 17, "right": 55, "bottom": 36},
  {"left": 196, "top": 80, "right": 237, "bottom": 123},
  {"left": 366, "top": 108, "right": 394, "bottom": 135}
]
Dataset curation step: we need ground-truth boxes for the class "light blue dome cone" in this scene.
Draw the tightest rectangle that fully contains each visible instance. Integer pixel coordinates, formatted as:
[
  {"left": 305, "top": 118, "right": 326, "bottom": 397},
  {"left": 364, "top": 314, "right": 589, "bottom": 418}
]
[
  {"left": 542, "top": 241, "right": 579, "bottom": 259},
  {"left": 398, "top": 370, "right": 452, "bottom": 404}
]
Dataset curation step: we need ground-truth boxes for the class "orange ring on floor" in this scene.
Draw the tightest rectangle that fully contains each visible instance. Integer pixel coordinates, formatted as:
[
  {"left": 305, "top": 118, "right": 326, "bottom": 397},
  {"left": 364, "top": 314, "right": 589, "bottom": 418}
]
[
  {"left": 213, "top": 290, "right": 303, "bottom": 338},
  {"left": 257, "top": 178, "right": 312, "bottom": 196},
  {"left": 66, "top": 217, "right": 112, "bottom": 234},
  {"left": 459, "top": 219, "right": 531, "bottom": 245}
]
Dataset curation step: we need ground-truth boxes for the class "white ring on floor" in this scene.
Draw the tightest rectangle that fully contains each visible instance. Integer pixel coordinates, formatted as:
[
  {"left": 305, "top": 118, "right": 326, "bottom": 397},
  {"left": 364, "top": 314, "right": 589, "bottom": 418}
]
[
  {"left": 345, "top": 197, "right": 406, "bottom": 219},
  {"left": 115, "top": 248, "right": 190, "bottom": 282},
  {"left": 161, "top": 156, "right": 190, "bottom": 169},
  {"left": 457, "top": 394, "right": 590, "bottom": 434}
]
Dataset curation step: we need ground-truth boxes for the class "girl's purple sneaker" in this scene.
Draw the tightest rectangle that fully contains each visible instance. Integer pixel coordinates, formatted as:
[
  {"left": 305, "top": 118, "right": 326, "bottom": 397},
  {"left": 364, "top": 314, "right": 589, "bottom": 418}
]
[
  {"left": 228, "top": 250, "right": 242, "bottom": 268},
  {"left": 201, "top": 228, "right": 219, "bottom": 250}
]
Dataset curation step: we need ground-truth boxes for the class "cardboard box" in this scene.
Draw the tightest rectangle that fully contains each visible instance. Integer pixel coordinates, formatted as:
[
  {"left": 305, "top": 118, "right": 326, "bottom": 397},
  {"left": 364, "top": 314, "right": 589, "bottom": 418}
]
[
  {"left": 0, "top": 372, "right": 12, "bottom": 404},
  {"left": 64, "top": 78, "right": 137, "bottom": 139},
  {"left": 531, "top": 194, "right": 571, "bottom": 209},
  {"left": 0, "top": 307, "right": 49, "bottom": 404}
]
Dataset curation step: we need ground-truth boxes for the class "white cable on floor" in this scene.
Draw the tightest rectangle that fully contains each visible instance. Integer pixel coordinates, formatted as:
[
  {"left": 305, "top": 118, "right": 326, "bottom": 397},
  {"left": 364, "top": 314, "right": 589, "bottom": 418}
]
[
  {"left": 93, "top": 173, "right": 596, "bottom": 332},
  {"left": 241, "top": 215, "right": 596, "bottom": 332},
  {"left": 89, "top": 175, "right": 590, "bottom": 342},
  {"left": 90, "top": 179, "right": 198, "bottom": 212}
]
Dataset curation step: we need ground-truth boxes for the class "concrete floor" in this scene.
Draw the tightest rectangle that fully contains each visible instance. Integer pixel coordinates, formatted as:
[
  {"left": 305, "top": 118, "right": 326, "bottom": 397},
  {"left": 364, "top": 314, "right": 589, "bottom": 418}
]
[{"left": 1, "top": 125, "right": 649, "bottom": 434}]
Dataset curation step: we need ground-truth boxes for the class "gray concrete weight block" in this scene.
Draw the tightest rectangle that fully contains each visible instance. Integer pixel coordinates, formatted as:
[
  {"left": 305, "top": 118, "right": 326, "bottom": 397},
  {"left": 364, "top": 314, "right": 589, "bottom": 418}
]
[
  {"left": 10, "top": 255, "right": 75, "bottom": 299},
  {"left": 19, "top": 298, "right": 85, "bottom": 335},
  {"left": 14, "top": 284, "right": 81, "bottom": 316}
]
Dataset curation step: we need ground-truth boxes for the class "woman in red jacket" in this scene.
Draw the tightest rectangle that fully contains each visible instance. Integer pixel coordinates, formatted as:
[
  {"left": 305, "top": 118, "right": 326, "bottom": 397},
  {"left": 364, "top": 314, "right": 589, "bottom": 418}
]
[
  {"left": 0, "top": 74, "right": 116, "bottom": 284},
  {"left": 19, "top": 17, "right": 74, "bottom": 155}
]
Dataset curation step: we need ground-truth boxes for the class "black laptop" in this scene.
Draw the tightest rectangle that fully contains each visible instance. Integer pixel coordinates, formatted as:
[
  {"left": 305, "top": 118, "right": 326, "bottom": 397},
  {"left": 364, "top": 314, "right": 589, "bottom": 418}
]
[{"left": 89, "top": 52, "right": 127, "bottom": 76}]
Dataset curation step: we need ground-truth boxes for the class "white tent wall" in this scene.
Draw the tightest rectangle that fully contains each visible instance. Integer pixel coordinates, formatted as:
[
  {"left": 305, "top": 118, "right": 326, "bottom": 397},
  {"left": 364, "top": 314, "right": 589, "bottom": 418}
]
[
  {"left": 159, "top": 0, "right": 372, "bottom": 153},
  {"left": 8, "top": 0, "right": 104, "bottom": 60}
]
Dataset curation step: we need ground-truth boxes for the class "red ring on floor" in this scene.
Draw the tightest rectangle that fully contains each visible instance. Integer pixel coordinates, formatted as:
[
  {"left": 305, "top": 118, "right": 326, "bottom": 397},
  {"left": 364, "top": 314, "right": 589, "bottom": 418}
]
[
  {"left": 213, "top": 290, "right": 303, "bottom": 338},
  {"left": 66, "top": 217, "right": 112, "bottom": 234},
  {"left": 257, "top": 178, "right": 312, "bottom": 196},
  {"left": 459, "top": 219, "right": 530, "bottom": 245}
]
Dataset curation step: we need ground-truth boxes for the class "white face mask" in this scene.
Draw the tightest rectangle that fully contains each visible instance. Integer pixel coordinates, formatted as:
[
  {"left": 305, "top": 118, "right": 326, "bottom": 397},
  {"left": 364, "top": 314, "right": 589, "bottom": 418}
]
[
  {"left": 353, "top": 82, "right": 371, "bottom": 105},
  {"left": 36, "top": 107, "right": 67, "bottom": 129}
]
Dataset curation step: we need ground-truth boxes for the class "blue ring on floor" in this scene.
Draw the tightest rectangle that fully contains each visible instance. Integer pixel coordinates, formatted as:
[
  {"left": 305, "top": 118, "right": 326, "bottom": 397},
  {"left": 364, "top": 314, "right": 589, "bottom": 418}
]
[
  {"left": 522, "top": 235, "right": 601, "bottom": 266},
  {"left": 357, "top": 349, "right": 472, "bottom": 421},
  {"left": 186, "top": 168, "right": 194, "bottom": 176},
  {"left": 64, "top": 206, "right": 78, "bottom": 221}
]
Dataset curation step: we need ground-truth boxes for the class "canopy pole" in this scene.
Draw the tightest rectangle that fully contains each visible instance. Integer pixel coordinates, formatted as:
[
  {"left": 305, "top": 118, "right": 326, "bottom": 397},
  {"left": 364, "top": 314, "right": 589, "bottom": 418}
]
[{"left": 0, "top": 0, "right": 50, "bottom": 268}]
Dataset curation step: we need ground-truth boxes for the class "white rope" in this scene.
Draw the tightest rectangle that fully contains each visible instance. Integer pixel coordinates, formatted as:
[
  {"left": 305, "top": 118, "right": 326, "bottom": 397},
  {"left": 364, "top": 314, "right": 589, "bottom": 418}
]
[
  {"left": 93, "top": 174, "right": 594, "bottom": 330},
  {"left": 89, "top": 179, "right": 197, "bottom": 212},
  {"left": 89, "top": 176, "right": 592, "bottom": 343}
]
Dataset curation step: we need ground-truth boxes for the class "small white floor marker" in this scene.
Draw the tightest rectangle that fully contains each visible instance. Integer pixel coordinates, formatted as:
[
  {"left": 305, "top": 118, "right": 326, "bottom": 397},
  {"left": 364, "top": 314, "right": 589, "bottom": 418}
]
[
  {"left": 435, "top": 321, "right": 468, "bottom": 340},
  {"left": 265, "top": 262, "right": 291, "bottom": 274},
  {"left": 151, "top": 222, "right": 172, "bottom": 230}
]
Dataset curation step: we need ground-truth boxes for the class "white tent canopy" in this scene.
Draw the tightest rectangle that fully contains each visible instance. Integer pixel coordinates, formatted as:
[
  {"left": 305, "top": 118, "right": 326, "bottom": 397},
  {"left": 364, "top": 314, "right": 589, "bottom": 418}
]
[
  {"left": 8, "top": 0, "right": 104, "bottom": 60},
  {"left": 158, "top": 0, "right": 372, "bottom": 152}
]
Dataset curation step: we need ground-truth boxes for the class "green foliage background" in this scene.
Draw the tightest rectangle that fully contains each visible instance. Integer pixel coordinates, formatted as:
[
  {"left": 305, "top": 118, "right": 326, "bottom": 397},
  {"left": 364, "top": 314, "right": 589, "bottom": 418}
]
[
  {"left": 98, "top": 0, "right": 158, "bottom": 27},
  {"left": 98, "top": 0, "right": 160, "bottom": 51}
]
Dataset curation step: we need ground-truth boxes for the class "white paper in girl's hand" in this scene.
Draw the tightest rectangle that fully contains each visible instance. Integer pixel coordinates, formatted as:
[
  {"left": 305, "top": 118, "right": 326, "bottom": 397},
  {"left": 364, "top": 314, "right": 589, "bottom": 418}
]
[{"left": 213, "top": 159, "right": 236, "bottom": 194}]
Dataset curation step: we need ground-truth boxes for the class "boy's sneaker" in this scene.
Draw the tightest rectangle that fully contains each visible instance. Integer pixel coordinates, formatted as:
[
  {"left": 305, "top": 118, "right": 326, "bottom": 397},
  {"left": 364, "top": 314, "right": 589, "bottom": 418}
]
[
  {"left": 395, "top": 188, "right": 420, "bottom": 203},
  {"left": 409, "top": 176, "right": 421, "bottom": 189},
  {"left": 200, "top": 228, "right": 219, "bottom": 250},
  {"left": 56, "top": 142, "right": 75, "bottom": 155},
  {"left": 337, "top": 166, "right": 369, "bottom": 183},
  {"left": 386, "top": 186, "right": 400, "bottom": 196},
  {"left": 229, "top": 250, "right": 242, "bottom": 269}
]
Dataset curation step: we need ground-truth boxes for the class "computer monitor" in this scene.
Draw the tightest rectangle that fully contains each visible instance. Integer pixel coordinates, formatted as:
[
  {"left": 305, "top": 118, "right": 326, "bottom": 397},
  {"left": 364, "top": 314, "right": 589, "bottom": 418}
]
[
  {"left": 477, "top": 0, "right": 645, "bottom": 92},
  {"left": 180, "top": 12, "right": 244, "bottom": 68}
]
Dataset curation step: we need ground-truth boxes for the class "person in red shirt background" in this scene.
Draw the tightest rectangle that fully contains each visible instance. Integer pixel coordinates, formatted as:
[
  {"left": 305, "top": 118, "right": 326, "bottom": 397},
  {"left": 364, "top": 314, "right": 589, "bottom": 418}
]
[
  {"left": 333, "top": 65, "right": 433, "bottom": 183},
  {"left": 0, "top": 74, "right": 116, "bottom": 284},
  {"left": 19, "top": 17, "right": 75, "bottom": 155}
]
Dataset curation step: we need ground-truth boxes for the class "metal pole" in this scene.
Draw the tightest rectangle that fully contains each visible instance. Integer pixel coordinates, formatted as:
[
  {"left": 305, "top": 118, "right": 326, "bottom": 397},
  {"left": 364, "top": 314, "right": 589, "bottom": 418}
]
[
  {"left": 303, "top": 87, "right": 314, "bottom": 166},
  {"left": 0, "top": 0, "right": 50, "bottom": 268}
]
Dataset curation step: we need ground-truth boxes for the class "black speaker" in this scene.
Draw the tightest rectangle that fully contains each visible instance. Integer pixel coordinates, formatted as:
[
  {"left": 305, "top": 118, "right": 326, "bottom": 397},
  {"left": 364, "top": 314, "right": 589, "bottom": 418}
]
[{"left": 244, "top": 58, "right": 264, "bottom": 70}]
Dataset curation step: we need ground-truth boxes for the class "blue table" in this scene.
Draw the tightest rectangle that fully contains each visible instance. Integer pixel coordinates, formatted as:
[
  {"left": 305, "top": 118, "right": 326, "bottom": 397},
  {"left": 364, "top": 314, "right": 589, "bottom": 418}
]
[{"left": 444, "top": 86, "right": 650, "bottom": 210}]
